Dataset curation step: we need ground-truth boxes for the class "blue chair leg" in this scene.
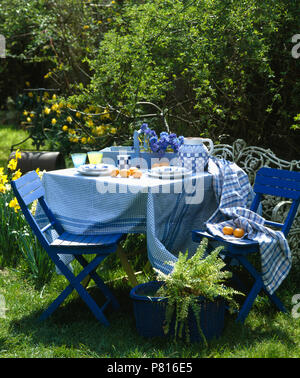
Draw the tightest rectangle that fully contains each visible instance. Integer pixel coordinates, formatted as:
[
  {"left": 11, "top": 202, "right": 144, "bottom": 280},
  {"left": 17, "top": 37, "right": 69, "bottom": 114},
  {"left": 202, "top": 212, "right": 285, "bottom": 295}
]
[
  {"left": 264, "top": 290, "right": 287, "bottom": 313},
  {"left": 40, "top": 253, "right": 116, "bottom": 326},
  {"left": 75, "top": 255, "right": 120, "bottom": 310},
  {"left": 236, "top": 279, "right": 263, "bottom": 323}
]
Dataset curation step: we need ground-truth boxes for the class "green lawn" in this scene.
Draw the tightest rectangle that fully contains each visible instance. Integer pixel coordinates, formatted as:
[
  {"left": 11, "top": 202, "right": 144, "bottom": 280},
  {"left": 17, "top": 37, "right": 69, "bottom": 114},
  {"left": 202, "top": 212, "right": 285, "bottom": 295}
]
[
  {"left": 0, "top": 124, "right": 300, "bottom": 359},
  {"left": 0, "top": 124, "right": 36, "bottom": 167},
  {"left": 0, "top": 262, "right": 300, "bottom": 358}
]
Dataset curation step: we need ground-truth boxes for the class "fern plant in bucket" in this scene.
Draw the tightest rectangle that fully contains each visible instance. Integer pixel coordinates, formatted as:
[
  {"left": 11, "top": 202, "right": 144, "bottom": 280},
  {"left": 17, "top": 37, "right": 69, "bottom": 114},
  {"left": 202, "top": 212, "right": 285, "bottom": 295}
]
[{"left": 155, "top": 238, "right": 243, "bottom": 345}]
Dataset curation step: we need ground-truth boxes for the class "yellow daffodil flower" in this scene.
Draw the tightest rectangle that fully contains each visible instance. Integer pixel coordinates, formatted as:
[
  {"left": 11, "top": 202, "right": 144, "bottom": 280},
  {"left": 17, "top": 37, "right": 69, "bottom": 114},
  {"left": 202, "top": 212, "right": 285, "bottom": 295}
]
[
  {"left": 81, "top": 137, "right": 87, "bottom": 144},
  {"left": 67, "top": 116, "right": 72, "bottom": 123},
  {"left": 8, "top": 159, "right": 18, "bottom": 171},
  {"left": 44, "top": 107, "right": 51, "bottom": 115},
  {"left": 0, "top": 184, "right": 6, "bottom": 194},
  {"left": 110, "top": 127, "right": 117, "bottom": 134},
  {"left": 28, "top": 92, "right": 33, "bottom": 98},
  {"left": 15, "top": 149, "right": 22, "bottom": 160},
  {"left": 12, "top": 169, "right": 22, "bottom": 181},
  {"left": 9, "top": 197, "right": 20, "bottom": 213},
  {"left": 0, "top": 174, "right": 8, "bottom": 185},
  {"left": 62, "top": 125, "right": 68, "bottom": 132},
  {"left": 51, "top": 118, "right": 57, "bottom": 125},
  {"left": 23, "top": 110, "right": 28, "bottom": 116},
  {"left": 26, "top": 117, "right": 32, "bottom": 123}
]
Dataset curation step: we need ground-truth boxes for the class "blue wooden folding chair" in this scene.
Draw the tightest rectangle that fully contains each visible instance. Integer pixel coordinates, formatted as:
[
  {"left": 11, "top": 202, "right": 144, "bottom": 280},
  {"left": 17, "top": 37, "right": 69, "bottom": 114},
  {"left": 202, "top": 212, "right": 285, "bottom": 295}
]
[
  {"left": 192, "top": 167, "right": 300, "bottom": 323},
  {"left": 11, "top": 170, "right": 124, "bottom": 326}
]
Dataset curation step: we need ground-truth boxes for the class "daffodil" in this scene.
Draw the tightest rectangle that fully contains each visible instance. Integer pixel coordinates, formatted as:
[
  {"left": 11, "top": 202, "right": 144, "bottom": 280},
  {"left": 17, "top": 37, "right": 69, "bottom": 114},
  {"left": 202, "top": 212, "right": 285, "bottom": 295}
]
[
  {"left": 28, "top": 92, "right": 33, "bottom": 98},
  {"left": 0, "top": 174, "right": 8, "bottom": 185},
  {"left": 15, "top": 149, "right": 21, "bottom": 160},
  {"left": 62, "top": 125, "right": 68, "bottom": 132},
  {"left": 12, "top": 169, "right": 22, "bottom": 181},
  {"left": 26, "top": 117, "right": 32, "bottom": 123},
  {"left": 67, "top": 116, "right": 72, "bottom": 123},
  {"left": 51, "top": 118, "right": 57, "bottom": 125},
  {"left": 83, "top": 25, "right": 90, "bottom": 30},
  {"left": 76, "top": 112, "right": 81, "bottom": 118},
  {"left": 110, "top": 127, "right": 117, "bottom": 134},
  {"left": 8, "top": 159, "right": 17, "bottom": 171},
  {"left": 9, "top": 197, "right": 20, "bottom": 213},
  {"left": 23, "top": 110, "right": 28, "bottom": 116},
  {"left": 0, "top": 184, "right": 6, "bottom": 194},
  {"left": 44, "top": 107, "right": 51, "bottom": 115},
  {"left": 81, "top": 137, "right": 87, "bottom": 144}
]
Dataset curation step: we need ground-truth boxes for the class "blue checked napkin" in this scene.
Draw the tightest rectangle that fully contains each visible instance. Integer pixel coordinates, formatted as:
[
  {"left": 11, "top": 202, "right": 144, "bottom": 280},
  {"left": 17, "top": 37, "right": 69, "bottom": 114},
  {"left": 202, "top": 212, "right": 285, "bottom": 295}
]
[{"left": 205, "top": 157, "right": 292, "bottom": 295}]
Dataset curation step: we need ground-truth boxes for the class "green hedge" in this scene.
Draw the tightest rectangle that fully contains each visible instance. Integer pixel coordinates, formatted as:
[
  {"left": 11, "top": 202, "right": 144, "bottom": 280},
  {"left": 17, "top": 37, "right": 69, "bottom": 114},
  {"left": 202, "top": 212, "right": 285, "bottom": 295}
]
[{"left": 1, "top": 0, "right": 300, "bottom": 159}]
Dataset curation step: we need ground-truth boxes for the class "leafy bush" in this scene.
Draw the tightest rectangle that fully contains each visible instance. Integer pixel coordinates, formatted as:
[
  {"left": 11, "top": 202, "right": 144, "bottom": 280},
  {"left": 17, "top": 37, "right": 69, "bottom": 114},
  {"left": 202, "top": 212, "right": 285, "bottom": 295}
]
[
  {"left": 85, "top": 0, "right": 300, "bottom": 158},
  {"left": 2, "top": 0, "right": 300, "bottom": 158}
]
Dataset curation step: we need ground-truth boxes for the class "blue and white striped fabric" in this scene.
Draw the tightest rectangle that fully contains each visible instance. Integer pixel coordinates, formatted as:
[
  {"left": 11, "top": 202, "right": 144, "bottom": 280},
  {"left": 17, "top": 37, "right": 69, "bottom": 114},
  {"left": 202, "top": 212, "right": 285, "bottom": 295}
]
[
  {"left": 207, "top": 157, "right": 254, "bottom": 223},
  {"left": 206, "top": 158, "right": 291, "bottom": 295}
]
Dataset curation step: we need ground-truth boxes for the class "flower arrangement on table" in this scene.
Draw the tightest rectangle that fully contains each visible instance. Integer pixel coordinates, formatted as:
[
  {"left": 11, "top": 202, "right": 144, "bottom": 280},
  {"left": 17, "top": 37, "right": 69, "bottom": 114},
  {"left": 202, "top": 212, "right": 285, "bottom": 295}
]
[{"left": 138, "top": 123, "right": 184, "bottom": 155}]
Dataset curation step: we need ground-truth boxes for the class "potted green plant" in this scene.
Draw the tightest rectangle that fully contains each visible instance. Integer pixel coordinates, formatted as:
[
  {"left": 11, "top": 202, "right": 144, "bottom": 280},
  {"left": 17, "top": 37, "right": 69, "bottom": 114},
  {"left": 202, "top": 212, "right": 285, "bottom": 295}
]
[{"left": 130, "top": 238, "right": 243, "bottom": 345}]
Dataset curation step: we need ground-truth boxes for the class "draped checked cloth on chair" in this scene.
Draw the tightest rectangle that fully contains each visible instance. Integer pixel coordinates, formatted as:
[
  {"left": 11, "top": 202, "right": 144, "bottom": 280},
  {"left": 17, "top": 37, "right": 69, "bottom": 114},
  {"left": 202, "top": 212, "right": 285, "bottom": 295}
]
[{"left": 205, "top": 158, "right": 292, "bottom": 295}]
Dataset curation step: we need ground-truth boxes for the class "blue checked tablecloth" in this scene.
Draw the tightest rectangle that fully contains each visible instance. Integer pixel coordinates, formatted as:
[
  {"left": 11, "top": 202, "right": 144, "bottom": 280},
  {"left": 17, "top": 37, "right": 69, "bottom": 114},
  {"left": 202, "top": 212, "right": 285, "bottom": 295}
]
[
  {"left": 205, "top": 157, "right": 292, "bottom": 295},
  {"left": 35, "top": 158, "right": 292, "bottom": 294},
  {"left": 35, "top": 168, "right": 218, "bottom": 273}
]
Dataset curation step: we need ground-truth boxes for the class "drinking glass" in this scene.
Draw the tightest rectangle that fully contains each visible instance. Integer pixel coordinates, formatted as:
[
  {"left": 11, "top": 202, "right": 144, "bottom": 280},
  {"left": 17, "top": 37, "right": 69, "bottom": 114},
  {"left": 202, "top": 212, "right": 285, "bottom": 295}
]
[
  {"left": 71, "top": 153, "right": 87, "bottom": 168},
  {"left": 87, "top": 151, "right": 103, "bottom": 164}
]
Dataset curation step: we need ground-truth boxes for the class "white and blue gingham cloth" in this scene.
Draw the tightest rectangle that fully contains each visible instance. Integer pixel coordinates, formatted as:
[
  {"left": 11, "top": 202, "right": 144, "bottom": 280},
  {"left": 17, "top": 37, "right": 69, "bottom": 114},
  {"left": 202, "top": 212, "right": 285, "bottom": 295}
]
[
  {"left": 205, "top": 158, "right": 291, "bottom": 295},
  {"left": 35, "top": 168, "right": 218, "bottom": 275}
]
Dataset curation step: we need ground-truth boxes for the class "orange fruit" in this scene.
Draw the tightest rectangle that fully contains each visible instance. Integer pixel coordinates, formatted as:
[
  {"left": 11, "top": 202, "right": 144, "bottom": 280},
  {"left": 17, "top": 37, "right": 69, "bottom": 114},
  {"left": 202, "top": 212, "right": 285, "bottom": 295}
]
[
  {"left": 233, "top": 228, "right": 245, "bottom": 238},
  {"left": 129, "top": 167, "right": 138, "bottom": 175},
  {"left": 222, "top": 226, "right": 234, "bottom": 235},
  {"left": 110, "top": 168, "right": 119, "bottom": 177},
  {"left": 120, "top": 169, "right": 130, "bottom": 178}
]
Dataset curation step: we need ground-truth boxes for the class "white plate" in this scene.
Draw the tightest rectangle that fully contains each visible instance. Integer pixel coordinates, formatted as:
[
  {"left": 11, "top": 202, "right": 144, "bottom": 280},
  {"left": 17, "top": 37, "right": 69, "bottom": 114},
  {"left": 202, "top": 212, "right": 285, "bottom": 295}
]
[
  {"left": 80, "top": 164, "right": 113, "bottom": 172},
  {"left": 77, "top": 165, "right": 114, "bottom": 176}
]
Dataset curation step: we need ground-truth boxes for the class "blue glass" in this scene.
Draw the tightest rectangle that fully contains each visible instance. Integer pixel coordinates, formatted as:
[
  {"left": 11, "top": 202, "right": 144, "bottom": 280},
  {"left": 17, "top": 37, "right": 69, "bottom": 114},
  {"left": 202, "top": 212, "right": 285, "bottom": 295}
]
[{"left": 71, "top": 153, "right": 87, "bottom": 168}]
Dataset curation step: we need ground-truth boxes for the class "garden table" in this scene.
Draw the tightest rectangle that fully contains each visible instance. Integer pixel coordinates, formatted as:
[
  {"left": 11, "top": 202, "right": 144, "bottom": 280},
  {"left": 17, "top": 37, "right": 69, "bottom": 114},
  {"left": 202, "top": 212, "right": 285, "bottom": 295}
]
[{"left": 35, "top": 167, "right": 218, "bottom": 280}]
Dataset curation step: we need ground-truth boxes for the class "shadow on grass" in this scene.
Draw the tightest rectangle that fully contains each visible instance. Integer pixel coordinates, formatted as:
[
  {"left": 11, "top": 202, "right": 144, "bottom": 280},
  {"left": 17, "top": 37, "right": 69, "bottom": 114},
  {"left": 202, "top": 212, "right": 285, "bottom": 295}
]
[{"left": 7, "top": 281, "right": 298, "bottom": 358}]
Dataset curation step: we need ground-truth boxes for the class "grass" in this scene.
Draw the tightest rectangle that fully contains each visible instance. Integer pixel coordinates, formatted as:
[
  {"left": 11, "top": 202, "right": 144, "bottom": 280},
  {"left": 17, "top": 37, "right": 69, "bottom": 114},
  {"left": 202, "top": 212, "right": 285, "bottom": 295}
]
[
  {"left": 0, "top": 261, "right": 300, "bottom": 358},
  {"left": 0, "top": 124, "right": 37, "bottom": 167},
  {"left": 0, "top": 124, "right": 300, "bottom": 359}
]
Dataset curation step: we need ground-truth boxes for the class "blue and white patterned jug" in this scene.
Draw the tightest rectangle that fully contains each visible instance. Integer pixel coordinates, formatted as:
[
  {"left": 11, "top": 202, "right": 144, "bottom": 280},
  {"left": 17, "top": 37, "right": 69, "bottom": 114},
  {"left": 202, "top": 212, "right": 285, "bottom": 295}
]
[{"left": 178, "top": 137, "right": 214, "bottom": 173}]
